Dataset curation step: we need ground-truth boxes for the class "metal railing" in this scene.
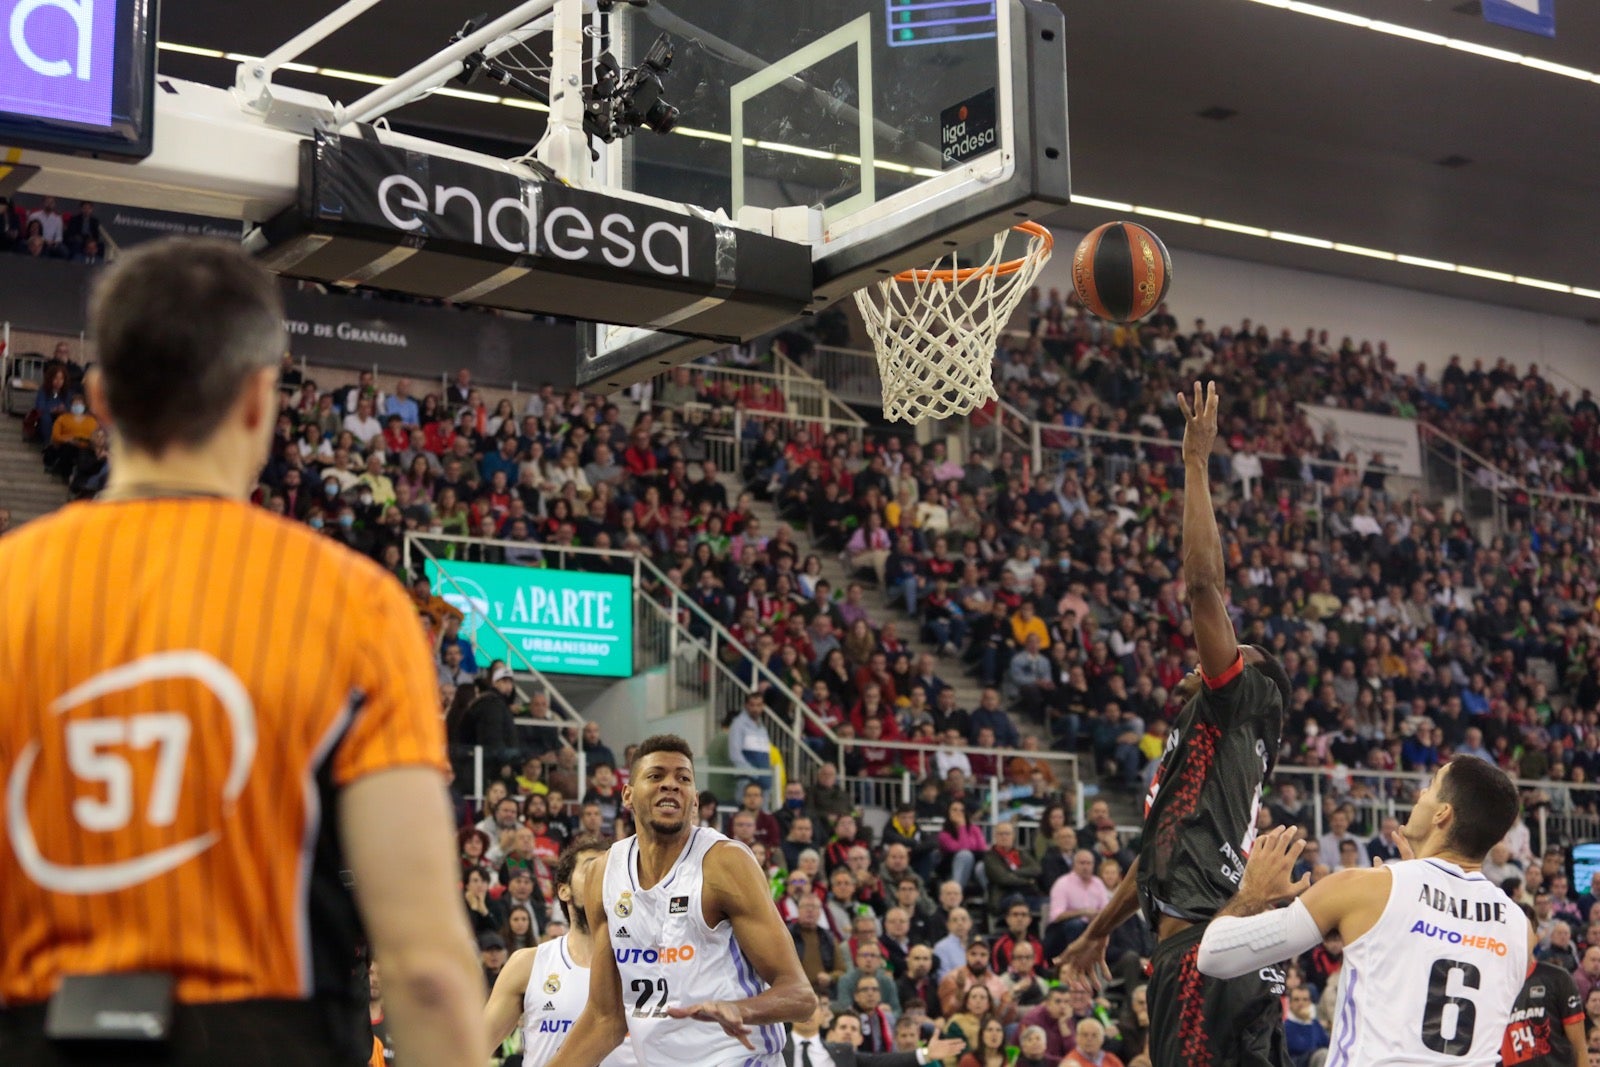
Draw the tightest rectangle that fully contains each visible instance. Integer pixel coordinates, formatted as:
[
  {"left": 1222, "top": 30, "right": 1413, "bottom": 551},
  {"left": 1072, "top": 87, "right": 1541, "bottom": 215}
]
[
  {"left": 405, "top": 534, "right": 586, "bottom": 724},
  {"left": 401, "top": 529, "right": 1080, "bottom": 816},
  {"left": 654, "top": 403, "right": 871, "bottom": 491},
  {"left": 802, "top": 344, "right": 885, "bottom": 409},
  {"left": 2, "top": 324, "right": 48, "bottom": 417},
  {"left": 403, "top": 529, "right": 831, "bottom": 783},
  {"left": 792, "top": 719, "right": 1079, "bottom": 816},
  {"left": 457, "top": 720, "right": 584, "bottom": 807},
  {"left": 1271, "top": 764, "right": 1600, "bottom": 857},
  {"left": 771, "top": 349, "right": 869, "bottom": 430},
  {"left": 805, "top": 342, "right": 1596, "bottom": 546},
  {"left": 649, "top": 352, "right": 866, "bottom": 432},
  {"left": 1419, "top": 422, "right": 1600, "bottom": 531}
]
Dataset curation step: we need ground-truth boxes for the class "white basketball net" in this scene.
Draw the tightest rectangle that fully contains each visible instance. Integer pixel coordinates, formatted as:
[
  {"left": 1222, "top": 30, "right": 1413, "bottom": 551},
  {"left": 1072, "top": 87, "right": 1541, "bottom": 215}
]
[{"left": 854, "top": 223, "right": 1053, "bottom": 425}]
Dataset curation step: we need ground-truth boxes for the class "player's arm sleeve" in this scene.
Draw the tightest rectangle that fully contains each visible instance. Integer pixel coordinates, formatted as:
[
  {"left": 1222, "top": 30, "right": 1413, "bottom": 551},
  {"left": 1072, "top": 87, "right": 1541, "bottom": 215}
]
[
  {"left": 1565, "top": 1017, "right": 1589, "bottom": 1067},
  {"left": 334, "top": 570, "right": 450, "bottom": 785},
  {"left": 1196, "top": 898, "right": 1324, "bottom": 980},
  {"left": 484, "top": 947, "right": 537, "bottom": 1054},
  {"left": 707, "top": 841, "right": 819, "bottom": 1026}
]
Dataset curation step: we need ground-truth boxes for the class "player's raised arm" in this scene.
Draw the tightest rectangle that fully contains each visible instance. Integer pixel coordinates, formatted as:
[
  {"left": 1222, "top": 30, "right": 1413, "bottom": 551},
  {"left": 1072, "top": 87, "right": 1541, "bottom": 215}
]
[
  {"left": 549, "top": 863, "right": 628, "bottom": 1067},
  {"left": 669, "top": 840, "right": 817, "bottom": 1037},
  {"left": 1177, "top": 381, "right": 1241, "bottom": 679},
  {"left": 484, "top": 946, "right": 538, "bottom": 1055}
]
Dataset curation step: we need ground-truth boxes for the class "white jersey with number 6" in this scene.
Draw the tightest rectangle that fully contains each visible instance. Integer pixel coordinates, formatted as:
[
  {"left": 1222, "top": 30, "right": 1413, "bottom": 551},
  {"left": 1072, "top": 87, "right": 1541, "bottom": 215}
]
[
  {"left": 601, "top": 827, "right": 785, "bottom": 1067},
  {"left": 520, "top": 935, "right": 638, "bottom": 1067},
  {"left": 1327, "top": 857, "right": 1527, "bottom": 1067}
]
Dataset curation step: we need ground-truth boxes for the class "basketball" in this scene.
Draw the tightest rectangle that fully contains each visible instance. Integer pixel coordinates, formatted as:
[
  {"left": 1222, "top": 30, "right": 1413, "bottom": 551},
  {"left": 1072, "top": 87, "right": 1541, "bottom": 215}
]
[{"left": 1071, "top": 221, "right": 1173, "bottom": 324}]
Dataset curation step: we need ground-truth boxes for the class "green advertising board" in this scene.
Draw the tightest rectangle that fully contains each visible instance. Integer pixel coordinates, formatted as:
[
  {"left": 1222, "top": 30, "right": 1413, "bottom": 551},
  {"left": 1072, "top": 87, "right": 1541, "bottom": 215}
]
[{"left": 425, "top": 559, "right": 634, "bottom": 678}]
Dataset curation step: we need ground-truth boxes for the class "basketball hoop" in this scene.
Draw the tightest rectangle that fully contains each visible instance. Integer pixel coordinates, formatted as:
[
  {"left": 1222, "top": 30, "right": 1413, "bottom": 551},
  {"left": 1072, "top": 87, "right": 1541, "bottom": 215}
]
[{"left": 854, "top": 221, "right": 1054, "bottom": 425}]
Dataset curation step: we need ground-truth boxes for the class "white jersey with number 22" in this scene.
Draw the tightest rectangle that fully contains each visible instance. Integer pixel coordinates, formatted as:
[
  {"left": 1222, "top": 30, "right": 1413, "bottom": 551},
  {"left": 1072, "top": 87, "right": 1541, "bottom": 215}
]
[
  {"left": 602, "top": 827, "right": 785, "bottom": 1067},
  {"left": 1326, "top": 858, "right": 1527, "bottom": 1067}
]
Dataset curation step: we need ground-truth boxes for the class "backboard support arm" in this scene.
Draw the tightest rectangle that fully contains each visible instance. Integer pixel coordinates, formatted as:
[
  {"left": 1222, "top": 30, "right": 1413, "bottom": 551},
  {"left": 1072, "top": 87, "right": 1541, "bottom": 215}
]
[
  {"left": 533, "top": 0, "right": 595, "bottom": 187},
  {"left": 339, "top": 0, "right": 560, "bottom": 128},
  {"left": 234, "top": 0, "right": 388, "bottom": 116}
]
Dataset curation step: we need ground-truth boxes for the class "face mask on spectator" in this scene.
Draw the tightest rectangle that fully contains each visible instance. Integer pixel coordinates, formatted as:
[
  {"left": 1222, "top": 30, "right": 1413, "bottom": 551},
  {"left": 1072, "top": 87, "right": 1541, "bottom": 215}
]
[
  {"left": 338, "top": 514, "right": 355, "bottom": 529},
  {"left": 358, "top": 492, "right": 373, "bottom": 506},
  {"left": 70, "top": 402, "right": 86, "bottom": 416},
  {"left": 324, "top": 483, "right": 339, "bottom": 497},
  {"left": 309, "top": 517, "right": 324, "bottom": 530}
]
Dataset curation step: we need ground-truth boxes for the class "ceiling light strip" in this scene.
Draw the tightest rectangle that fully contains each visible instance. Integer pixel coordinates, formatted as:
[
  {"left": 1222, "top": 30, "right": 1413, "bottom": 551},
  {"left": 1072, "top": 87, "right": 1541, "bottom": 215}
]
[
  {"left": 1236, "top": 0, "right": 1600, "bottom": 86},
  {"left": 1062, "top": 198, "right": 1600, "bottom": 301}
]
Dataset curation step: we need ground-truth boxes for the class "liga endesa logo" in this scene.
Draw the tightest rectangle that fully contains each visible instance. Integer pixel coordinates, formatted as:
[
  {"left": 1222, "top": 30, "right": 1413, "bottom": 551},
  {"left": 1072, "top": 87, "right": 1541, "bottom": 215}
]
[{"left": 1, "top": 0, "right": 117, "bottom": 125}]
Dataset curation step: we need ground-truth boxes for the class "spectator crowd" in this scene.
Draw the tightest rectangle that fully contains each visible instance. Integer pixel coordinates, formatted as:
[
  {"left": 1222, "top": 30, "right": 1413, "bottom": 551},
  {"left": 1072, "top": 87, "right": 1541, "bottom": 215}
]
[{"left": 14, "top": 238, "right": 1600, "bottom": 1067}]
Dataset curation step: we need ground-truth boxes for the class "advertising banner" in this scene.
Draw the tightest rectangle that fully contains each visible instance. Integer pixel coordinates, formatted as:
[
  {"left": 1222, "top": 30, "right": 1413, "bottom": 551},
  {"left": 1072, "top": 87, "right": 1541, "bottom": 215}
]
[
  {"left": 425, "top": 559, "right": 634, "bottom": 678},
  {"left": 1300, "top": 404, "right": 1423, "bottom": 479},
  {"left": 0, "top": 253, "right": 580, "bottom": 388}
]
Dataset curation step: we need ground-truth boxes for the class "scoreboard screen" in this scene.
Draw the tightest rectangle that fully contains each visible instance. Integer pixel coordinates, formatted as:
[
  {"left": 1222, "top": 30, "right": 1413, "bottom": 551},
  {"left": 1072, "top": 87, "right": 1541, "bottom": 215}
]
[{"left": 885, "top": 0, "right": 999, "bottom": 47}]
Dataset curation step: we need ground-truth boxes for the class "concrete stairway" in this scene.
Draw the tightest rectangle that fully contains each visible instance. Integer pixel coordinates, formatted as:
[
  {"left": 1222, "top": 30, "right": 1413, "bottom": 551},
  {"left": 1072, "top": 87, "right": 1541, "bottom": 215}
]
[{"left": 0, "top": 415, "right": 70, "bottom": 526}]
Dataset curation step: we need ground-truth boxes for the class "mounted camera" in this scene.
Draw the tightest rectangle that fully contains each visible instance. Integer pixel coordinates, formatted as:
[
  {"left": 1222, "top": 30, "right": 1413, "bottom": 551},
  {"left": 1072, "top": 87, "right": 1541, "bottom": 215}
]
[
  {"left": 584, "top": 34, "right": 679, "bottom": 143},
  {"left": 450, "top": 11, "right": 678, "bottom": 148}
]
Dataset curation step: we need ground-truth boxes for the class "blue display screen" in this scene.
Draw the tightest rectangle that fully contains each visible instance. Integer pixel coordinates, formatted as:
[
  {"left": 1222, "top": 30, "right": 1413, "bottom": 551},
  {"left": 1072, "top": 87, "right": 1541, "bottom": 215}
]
[
  {"left": 1570, "top": 841, "right": 1600, "bottom": 897},
  {"left": 885, "top": 0, "right": 998, "bottom": 48},
  {"left": 1, "top": 0, "right": 119, "bottom": 126},
  {"left": 0, "top": 0, "right": 157, "bottom": 159}
]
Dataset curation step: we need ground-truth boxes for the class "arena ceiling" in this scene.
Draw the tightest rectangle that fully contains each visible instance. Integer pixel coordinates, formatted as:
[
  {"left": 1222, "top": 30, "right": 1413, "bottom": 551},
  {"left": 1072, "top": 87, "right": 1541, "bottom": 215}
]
[{"left": 152, "top": 0, "right": 1600, "bottom": 322}]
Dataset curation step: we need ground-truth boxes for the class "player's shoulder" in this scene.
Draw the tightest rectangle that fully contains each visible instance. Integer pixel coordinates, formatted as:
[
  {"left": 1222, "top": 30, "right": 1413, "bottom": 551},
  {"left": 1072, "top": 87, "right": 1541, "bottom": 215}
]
[
  {"left": 702, "top": 829, "right": 765, "bottom": 886},
  {"left": 1537, "top": 958, "right": 1576, "bottom": 983},
  {"left": 498, "top": 942, "right": 546, "bottom": 993}
]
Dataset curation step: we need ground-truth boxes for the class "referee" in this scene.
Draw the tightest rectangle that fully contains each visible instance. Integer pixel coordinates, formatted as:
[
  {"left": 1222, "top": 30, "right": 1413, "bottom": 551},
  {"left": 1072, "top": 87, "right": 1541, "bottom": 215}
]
[{"left": 0, "top": 238, "right": 482, "bottom": 1066}]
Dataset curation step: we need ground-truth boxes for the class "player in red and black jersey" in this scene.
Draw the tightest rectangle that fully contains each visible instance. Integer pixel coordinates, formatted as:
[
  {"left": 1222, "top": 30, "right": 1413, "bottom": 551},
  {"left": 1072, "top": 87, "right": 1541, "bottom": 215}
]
[
  {"left": 1503, "top": 904, "right": 1588, "bottom": 1067},
  {"left": 1058, "top": 382, "right": 1291, "bottom": 1067}
]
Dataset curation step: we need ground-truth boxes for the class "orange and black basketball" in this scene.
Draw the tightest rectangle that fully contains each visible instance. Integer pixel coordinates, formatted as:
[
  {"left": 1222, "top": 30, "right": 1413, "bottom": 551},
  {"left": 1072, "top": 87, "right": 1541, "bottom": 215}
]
[{"left": 1071, "top": 221, "right": 1173, "bottom": 324}]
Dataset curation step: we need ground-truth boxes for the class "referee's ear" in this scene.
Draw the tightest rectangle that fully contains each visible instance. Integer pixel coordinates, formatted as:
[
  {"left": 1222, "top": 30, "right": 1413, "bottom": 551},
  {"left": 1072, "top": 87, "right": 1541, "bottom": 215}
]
[{"left": 85, "top": 368, "right": 111, "bottom": 429}]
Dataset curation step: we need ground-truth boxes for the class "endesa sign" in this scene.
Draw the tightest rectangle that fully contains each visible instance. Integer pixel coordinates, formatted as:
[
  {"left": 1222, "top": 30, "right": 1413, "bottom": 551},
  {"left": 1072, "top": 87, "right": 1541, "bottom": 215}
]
[{"left": 0, "top": 0, "right": 158, "bottom": 159}]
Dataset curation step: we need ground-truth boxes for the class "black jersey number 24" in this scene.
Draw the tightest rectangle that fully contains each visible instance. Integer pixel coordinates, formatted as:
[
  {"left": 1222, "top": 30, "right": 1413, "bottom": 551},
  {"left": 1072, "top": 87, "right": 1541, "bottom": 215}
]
[
  {"left": 1421, "top": 958, "right": 1481, "bottom": 1056},
  {"left": 632, "top": 978, "right": 670, "bottom": 1018}
]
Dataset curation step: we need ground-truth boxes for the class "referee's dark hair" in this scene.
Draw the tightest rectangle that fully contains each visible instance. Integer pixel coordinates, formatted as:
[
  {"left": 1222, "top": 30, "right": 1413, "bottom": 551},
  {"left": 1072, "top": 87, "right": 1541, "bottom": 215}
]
[
  {"left": 1439, "top": 755, "right": 1521, "bottom": 858},
  {"left": 88, "top": 237, "right": 285, "bottom": 453}
]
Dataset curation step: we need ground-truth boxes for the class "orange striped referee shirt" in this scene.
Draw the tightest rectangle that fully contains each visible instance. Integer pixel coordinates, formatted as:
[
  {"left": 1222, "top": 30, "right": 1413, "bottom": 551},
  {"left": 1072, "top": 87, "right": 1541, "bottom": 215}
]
[{"left": 0, "top": 497, "right": 447, "bottom": 1006}]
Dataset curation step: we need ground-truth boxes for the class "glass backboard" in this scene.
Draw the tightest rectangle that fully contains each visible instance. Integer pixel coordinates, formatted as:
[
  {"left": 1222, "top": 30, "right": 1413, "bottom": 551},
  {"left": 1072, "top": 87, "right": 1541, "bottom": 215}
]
[{"left": 579, "top": 0, "right": 1068, "bottom": 388}]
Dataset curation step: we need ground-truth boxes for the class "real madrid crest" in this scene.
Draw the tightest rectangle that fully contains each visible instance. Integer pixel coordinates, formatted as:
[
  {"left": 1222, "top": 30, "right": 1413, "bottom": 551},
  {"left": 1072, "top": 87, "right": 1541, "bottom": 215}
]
[
  {"left": 544, "top": 974, "right": 561, "bottom": 994},
  {"left": 615, "top": 890, "right": 633, "bottom": 918}
]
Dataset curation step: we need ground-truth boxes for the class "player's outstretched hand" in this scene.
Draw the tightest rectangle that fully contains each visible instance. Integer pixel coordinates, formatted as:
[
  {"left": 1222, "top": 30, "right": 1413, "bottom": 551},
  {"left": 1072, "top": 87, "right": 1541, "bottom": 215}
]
[
  {"left": 666, "top": 1000, "right": 754, "bottom": 1048},
  {"left": 1238, "top": 826, "right": 1310, "bottom": 906},
  {"left": 1056, "top": 932, "right": 1111, "bottom": 994},
  {"left": 1176, "top": 381, "right": 1220, "bottom": 465},
  {"left": 924, "top": 1036, "right": 967, "bottom": 1061},
  {"left": 1372, "top": 829, "right": 1416, "bottom": 868}
]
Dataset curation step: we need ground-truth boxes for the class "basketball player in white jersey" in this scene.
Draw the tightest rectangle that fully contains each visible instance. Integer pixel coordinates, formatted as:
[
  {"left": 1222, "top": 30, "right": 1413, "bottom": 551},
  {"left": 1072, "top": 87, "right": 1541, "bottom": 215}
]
[
  {"left": 485, "top": 836, "right": 639, "bottom": 1067},
  {"left": 1197, "top": 756, "right": 1531, "bottom": 1066},
  {"left": 553, "top": 734, "right": 816, "bottom": 1067}
]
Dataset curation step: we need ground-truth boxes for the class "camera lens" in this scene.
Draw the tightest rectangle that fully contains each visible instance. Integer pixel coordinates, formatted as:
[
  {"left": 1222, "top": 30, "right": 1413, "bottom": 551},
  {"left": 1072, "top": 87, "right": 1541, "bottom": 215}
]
[{"left": 645, "top": 101, "right": 679, "bottom": 134}]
